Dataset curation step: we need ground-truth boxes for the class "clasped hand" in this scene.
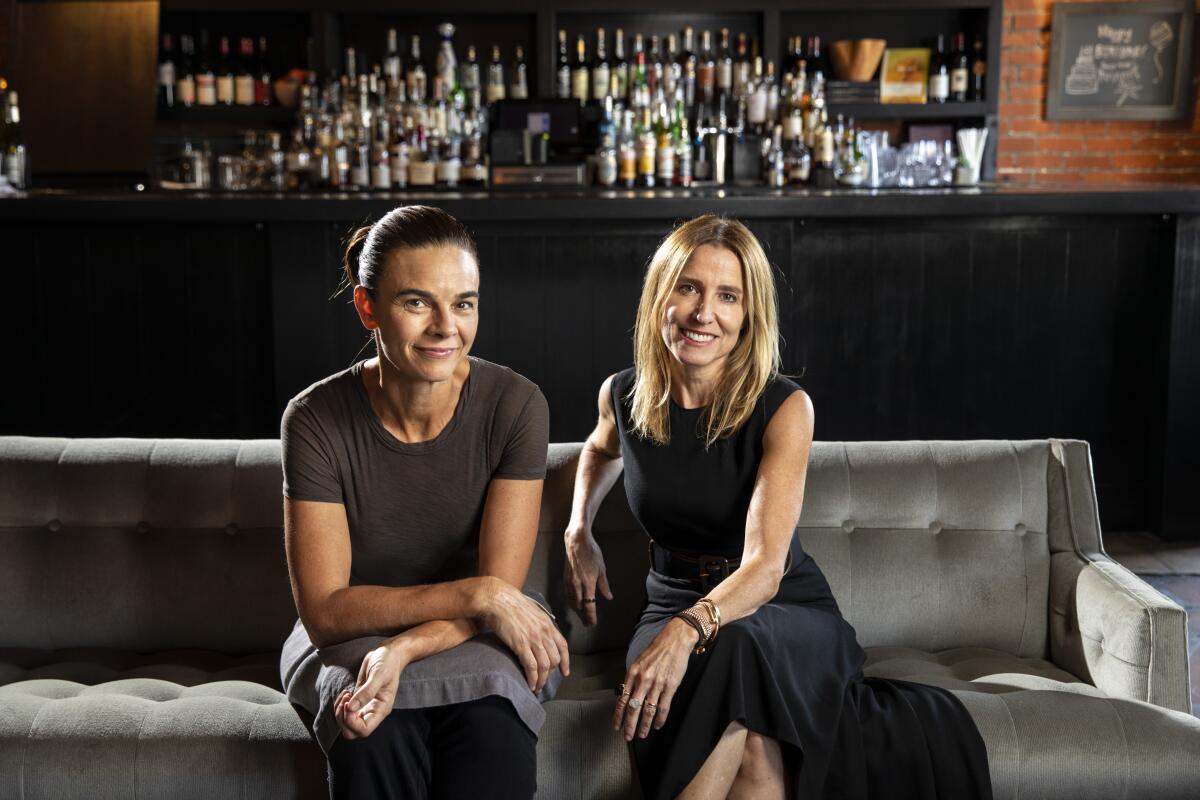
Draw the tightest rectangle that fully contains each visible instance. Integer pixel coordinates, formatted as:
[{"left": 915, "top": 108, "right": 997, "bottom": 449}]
[{"left": 335, "top": 642, "right": 407, "bottom": 739}]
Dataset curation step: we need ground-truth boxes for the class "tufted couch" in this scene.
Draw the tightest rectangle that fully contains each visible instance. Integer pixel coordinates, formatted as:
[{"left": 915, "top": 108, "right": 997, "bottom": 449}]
[{"left": 1, "top": 436, "right": 1198, "bottom": 800}]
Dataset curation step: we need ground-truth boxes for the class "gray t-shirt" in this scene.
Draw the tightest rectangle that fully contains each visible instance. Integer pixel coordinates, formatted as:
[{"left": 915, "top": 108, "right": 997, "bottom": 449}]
[
  {"left": 278, "top": 356, "right": 553, "bottom": 755},
  {"left": 281, "top": 356, "right": 549, "bottom": 587}
]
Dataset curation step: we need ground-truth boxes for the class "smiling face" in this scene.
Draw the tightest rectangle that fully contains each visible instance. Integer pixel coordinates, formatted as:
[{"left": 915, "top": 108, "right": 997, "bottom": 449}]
[
  {"left": 660, "top": 243, "right": 747, "bottom": 379},
  {"left": 353, "top": 245, "right": 480, "bottom": 384}
]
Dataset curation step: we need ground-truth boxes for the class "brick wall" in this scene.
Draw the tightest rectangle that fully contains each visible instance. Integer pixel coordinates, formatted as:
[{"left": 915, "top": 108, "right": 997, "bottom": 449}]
[{"left": 999, "top": 0, "right": 1200, "bottom": 184}]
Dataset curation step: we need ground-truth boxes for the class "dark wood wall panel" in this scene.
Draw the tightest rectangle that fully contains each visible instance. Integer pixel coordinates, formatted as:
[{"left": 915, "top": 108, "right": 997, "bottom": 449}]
[
  {"left": 2, "top": 222, "right": 275, "bottom": 438},
  {"left": 1, "top": 213, "right": 1178, "bottom": 534}
]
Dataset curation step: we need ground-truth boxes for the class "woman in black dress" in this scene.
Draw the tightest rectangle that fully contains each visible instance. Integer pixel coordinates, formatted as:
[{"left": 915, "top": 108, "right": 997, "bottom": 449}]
[{"left": 563, "top": 214, "right": 992, "bottom": 799}]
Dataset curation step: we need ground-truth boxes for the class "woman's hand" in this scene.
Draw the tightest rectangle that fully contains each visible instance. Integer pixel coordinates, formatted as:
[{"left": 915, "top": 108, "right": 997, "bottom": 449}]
[
  {"left": 334, "top": 639, "right": 411, "bottom": 739},
  {"left": 477, "top": 577, "right": 570, "bottom": 693},
  {"left": 614, "top": 617, "right": 698, "bottom": 741},
  {"left": 564, "top": 526, "right": 614, "bottom": 626}
]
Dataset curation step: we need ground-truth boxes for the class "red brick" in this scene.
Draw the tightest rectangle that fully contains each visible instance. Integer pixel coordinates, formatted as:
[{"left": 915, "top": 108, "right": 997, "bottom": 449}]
[
  {"left": 1085, "top": 135, "right": 1138, "bottom": 152},
  {"left": 1001, "top": 103, "right": 1046, "bottom": 121},
  {"left": 999, "top": 137, "right": 1040, "bottom": 152},
  {"left": 1035, "top": 136, "right": 1086, "bottom": 151},
  {"left": 1111, "top": 153, "right": 1166, "bottom": 168},
  {"left": 1005, "top": 84, "right": 1046, "bottom": 101},
  {"left": 1006, "top": 49, "right": 1049, "bottom": 66},
  {"left": 1160, "top": 153, "right": 1200, "bottom": 168}
]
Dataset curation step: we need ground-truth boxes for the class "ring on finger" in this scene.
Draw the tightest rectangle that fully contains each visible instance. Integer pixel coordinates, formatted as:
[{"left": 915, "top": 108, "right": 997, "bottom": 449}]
[
  {"left": 645, "top": 702, "right": 657, "bottom": 713},
  {"left": 627, "top": 697, "right": 643, "bottom": 710}
]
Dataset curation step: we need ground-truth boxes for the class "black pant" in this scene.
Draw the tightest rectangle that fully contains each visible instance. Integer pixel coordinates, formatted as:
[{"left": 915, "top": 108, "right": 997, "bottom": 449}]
[{"left": 326, "top": 694, "right": 537, "bottom": 800}]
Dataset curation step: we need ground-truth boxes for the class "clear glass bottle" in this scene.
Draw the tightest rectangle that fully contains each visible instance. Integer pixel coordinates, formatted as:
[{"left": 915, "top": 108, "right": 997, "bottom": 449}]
[
  {"left": 764, "top": 124, "right": 786, "bottom": 187},
  {"left": 384, "top": 29, "right": 402, "bottom": 87},
  {"left": 406, "top": 36, "right": 426, "bottom": 103},
  {"left": 655, "top": 101, "right": 676, "bottom": 187},
  {"left": 612, "top": 29, "right": 629, "bottom": 103},
  {"left": 556, "top": 30, "right": 571, "bottom": 99},
  {"left": 509, "top": 45, "right": 528, "bottom": 100},
  {"left": 617, "top": 109, "right": 637, "bottom": 188},
  {"left": 595, "top": 95, "right": 618, "bottom": 187},
  {"left": 785, "top": 130, "right": 811, "bottom": 185},
  {"left": 486, "top": 45, "right": 506, "bottom": 104},
  {"left": 592, "top": 29, "right": 610, "bottom": 102},
  {"left": 636, "top": 106, "right": 656, "bottom": 188},
  {"left": 678, "top": 27, "right": 697, "bottom": 111},
  {"left": 675, "top": 112, "right": 693, "bottom": 187},
  {"left": 572, "top": 34, "right": 590, "bottom": 103},
  {"left": 435, "top": 23, "right": 458, "bottom": 99}
]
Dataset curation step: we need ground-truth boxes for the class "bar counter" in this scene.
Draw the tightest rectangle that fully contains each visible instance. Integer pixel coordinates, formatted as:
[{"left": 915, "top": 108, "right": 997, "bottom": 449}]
[
  {"left": 3, "top": 184, "right": 1197, "bottom": 540},
  {"left": 3, "top": 183, "right": 1200, "bottom": 220}
]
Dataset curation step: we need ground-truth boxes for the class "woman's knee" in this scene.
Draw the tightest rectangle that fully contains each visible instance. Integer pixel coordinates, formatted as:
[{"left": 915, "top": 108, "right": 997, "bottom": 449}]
[
  {"left": 738, "top": 732, "right": 784, "bottom": 782},
  {"left": 432, "top": 696, "right": 536, "bottom": 798}
]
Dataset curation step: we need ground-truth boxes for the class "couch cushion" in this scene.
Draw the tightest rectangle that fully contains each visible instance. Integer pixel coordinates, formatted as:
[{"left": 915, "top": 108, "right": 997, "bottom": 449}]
[
  {"left": 0, "top": 648, "right": 283, "bottom": 691},
  {"left": 0, "top": 678, "right": 325, "bottom": 800}
]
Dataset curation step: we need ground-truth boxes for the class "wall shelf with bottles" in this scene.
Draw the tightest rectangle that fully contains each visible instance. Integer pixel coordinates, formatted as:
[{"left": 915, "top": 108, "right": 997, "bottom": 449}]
[{"left": 828, "top": 101, "right": 989, "bottom": 120}]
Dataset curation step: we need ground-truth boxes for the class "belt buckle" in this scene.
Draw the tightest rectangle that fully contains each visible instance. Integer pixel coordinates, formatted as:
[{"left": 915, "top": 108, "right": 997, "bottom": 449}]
[{"left": 698, "top": 555, "right": 732, "bottom": 592}]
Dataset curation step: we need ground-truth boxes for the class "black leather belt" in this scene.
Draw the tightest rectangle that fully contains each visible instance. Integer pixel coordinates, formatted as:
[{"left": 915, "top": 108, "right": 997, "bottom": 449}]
[{"left": 649, "top": 540, "right": 793, "bottom": 592}]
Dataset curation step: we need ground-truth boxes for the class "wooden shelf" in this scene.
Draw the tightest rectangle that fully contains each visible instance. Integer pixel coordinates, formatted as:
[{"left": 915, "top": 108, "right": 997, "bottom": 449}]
[
  {"left": 157, "top": 104, "right": 298, "bottom": 126},
  {"left": 826, "top": 101, "right": 988, "bottom": 120}
]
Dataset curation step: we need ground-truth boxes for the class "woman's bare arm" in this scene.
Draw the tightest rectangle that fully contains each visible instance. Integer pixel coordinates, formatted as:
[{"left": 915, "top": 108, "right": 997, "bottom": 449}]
[
  {"left": 285, "top": 499, "right": 495, "bottom": 649},
  {"left": 563, "top": 374, "right": 625, "bottom": 625},
  {"left": 702, "top": 389, "right": 815, "bottom": 622}
]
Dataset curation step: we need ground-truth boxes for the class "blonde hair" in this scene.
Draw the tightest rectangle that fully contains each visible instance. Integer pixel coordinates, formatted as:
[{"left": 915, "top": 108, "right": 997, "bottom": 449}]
[{"left": 629, "top": 214, "right": 782, "bottom": 447}]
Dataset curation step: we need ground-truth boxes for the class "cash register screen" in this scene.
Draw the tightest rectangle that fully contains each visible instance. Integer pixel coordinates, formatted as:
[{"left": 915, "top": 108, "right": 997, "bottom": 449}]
[{"left": 492, "top": 100, "right": 581, "bottom": 145}]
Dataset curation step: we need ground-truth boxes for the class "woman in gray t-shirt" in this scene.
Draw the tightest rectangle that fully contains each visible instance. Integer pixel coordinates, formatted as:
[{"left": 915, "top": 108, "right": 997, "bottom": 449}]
[{"left": 279, "top": 206, "right": 568, "bottom": 799}]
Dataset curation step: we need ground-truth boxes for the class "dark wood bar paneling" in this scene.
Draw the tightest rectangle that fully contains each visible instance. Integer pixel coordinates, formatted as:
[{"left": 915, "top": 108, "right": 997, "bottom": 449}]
[{"left": 1, "top": 190, "right": 1194, "bottom": 538}]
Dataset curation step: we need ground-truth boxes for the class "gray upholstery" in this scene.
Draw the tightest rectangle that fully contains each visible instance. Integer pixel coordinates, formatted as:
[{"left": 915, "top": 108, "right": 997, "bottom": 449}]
[{"left": 1, "top": 436, "right": 1197, "bottom": 800}]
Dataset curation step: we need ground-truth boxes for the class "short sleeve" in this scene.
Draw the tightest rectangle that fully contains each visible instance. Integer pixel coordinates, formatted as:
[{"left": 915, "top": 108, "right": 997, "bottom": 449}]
[
  {"left": 493, "top": 387, "right": 550, "bottom": 480},
  {"left": 281, "top": 398, "right": 344, "bottom": 503}
]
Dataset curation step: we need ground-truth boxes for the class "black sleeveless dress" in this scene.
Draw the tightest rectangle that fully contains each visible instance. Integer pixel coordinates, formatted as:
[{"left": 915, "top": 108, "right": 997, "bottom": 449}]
[{"left": 611, "top": 368, "right": 993, "bottom": 800}]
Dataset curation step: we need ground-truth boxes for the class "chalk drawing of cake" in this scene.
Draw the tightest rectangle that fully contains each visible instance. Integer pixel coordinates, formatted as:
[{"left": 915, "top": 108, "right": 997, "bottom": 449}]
[{"left": 1065, "top": 45, "right": 1099, "bottom": 95}]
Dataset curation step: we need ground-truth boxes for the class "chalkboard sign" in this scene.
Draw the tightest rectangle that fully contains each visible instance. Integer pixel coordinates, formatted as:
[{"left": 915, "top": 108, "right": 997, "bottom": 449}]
[{"left": 1047, "top": 1, "right": 1195, "bottom": 120}]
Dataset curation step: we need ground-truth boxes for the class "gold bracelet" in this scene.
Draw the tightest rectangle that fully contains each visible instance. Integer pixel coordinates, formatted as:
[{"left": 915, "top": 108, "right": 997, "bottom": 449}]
[
  {"left": 678, "top": 607, "right": 712, "bottom": 654},
  {"left": 695, "top": 598, "right": 721, "bottom": 644}
]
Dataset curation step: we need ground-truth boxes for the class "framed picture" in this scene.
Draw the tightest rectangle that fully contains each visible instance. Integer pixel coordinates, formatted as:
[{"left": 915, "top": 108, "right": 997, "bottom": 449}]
[
  {"left": 880, "top": 48, "right": 931, "bottom": 104},
  {"left": 1047, "top": 0, "right": 1195, "bottom": 120}
]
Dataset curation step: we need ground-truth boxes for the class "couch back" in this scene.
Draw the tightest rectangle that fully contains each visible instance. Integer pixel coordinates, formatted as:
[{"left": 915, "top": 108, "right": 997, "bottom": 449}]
[{"left": 0, "top": 437, "right": 1084, "bottom": 660}]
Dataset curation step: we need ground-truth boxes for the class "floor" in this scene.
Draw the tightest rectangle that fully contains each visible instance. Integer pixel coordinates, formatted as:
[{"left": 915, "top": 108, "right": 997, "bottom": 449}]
[{"left": 1104, "top": 532, "right": 1200, "bottom": 716}]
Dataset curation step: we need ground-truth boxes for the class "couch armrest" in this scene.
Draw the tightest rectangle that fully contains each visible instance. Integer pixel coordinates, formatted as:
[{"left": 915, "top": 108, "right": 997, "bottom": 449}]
[{"left": 1050, "top": 550, "right": 1192, "bottom": 713}]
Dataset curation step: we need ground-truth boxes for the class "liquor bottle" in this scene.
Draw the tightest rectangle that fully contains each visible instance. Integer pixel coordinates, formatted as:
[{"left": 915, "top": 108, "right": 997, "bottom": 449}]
[
  {"left": 592, "top": 28, "right": 610, "bottom": 102},
  {"left": 509, "top": 45, "right": 528, "bottom": 99},
  {"left": 764, "top": 124, "right": 786, "bottom": 187},
  {"left": 675, "top": 110, "right": 693, "bottom": 187},
  {"left": 3, "top": 89, "right": 26, "bottom": 189},
  {"left": 734, "top": 32, "right": 751, "bottom": 97},
  {"left": 746, "top": 57, "right": 767, "bottom": 134},
  {"left": 679, "top": 27, "right": 697, "bottom": 111},
  {"left": 390, "top": 122, "right": 410, "bottom": 188},
  {"left": 655, "top": 101, "right": 675, "bottom": 186},
  {"left": 571, "top": 34, "right": 589, "bottom": 103},
  {"left": 612, "top": 30, "right": 629, "bottom": 103},
  {"left": 950, "top": 33, "right": 969, "bottom": 102},
  {"left": 617, "top": 109, "right": 637, "bottom": 188},
  {"left": 596, "top": 95, "right": 617, "bottom": 187},
  {"left": 636, "top": 106, "right": 656, "bottom": 188},
  {"left": 436, "top": 23, "right": 457, "bottom": 98},
  {"left": 647, "top": 36, "right": 663, "bottom": 100},
  {"left": 630, "top": 34, "right": 649, "bottom": 109},
  {"left": 556, "top": 30, "right": 571, "bottom": 99},
  {"left": 785, "top": 129, "right": 811, "bottom": 185},
  {"left": 806, "top": 36, "right": 826, "bottom": 90},
  {"left": 461, "top": 45, "right": 481, "bottom": 105},
  {"left": 286, "top": 129, "right": 313, "bottom": 191},
  {"left": 970, "top": 36, "right": 987, "bottom": 101},
  {"left": 384, "top": 29, "right": 402, "bottom": 87},
  {"left": 812, "top": 110, "right": 835, "bottom": 189},
  {"left": 158, "top": 33, "right": 176, "bottom": 109},
  {"left": 697, "top": 30, "right": 716, "bottom": 106},
  {"left": 256, "top": 37, "right": 272, "bottom": 105},
  {"left": 716, "top": 28, "right": 733, "bottom": 99},
  {"left": 235, "top": 38, "right": 256, "bottom": 105},
  {"left": 345, "top": 46, "right": 358, "bottom": 83},
  {"left": 487, "top": 45, "right": 506, "bottom": 103},
  {"left": 216, "top": 36, "right": 234, "bottom": 105},
  {"left": 928, "top": 34, "right": 949, "bottom": 103},
  {"left": 371, "top": 139, "right": 391, "bottom": 190},
  {"left": 407, "top": 36, "right": 426, "bottom": 103},
  {"left": 436, "top": 134, "right": 461, "bottom": 188},
  {"left": 195, "top": 30, "right": 217, "bottom": 106},
  {"left": 762, "top": 61, "right": 777, "bottom": 122},
  {"left": 265, "top": 131, "right": 286, "bottom": 190},
  {"left": 175, "top": 35, "right": 196, "bottom": 107},
  {"left": 663, "top": 34, "right": 681, "bottom": 102}
]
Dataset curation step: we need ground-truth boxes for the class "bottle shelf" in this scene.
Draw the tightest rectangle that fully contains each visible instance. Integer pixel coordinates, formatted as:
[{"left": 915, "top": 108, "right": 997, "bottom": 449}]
[
  {"left": 157, "top": 104, "right": 298, "bottom": 126},
  {"left": 826, "top": 101, "right": 987, "bottom": 119}
]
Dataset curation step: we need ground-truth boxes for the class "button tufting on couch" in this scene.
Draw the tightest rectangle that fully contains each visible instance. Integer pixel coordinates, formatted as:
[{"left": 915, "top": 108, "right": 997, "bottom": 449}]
[{"left": 1, "top": 436, "right": 1198, "bottom": 800}]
